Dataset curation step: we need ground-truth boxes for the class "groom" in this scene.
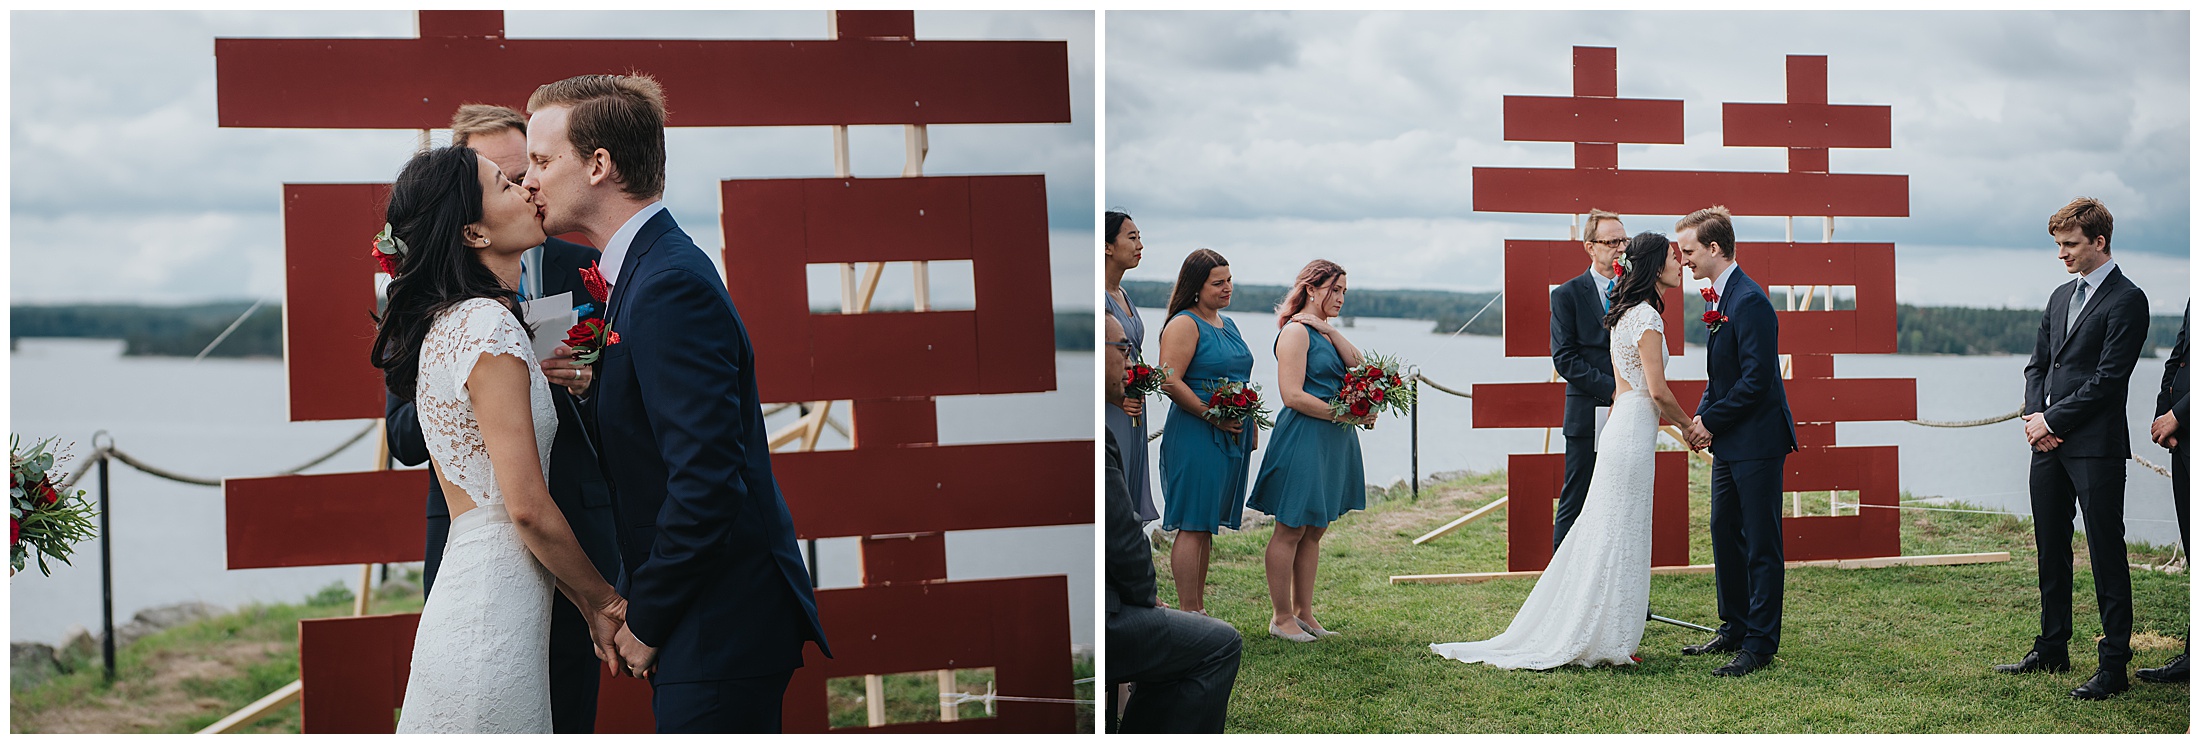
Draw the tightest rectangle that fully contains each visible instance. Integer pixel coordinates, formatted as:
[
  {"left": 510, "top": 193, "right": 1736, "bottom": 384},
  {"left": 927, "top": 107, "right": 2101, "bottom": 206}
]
[
  {"left": 1674, "top": 206, "right": 1796, "bottom": 678},
  {"left": 523, "top": 73, "right": 830, "bottom": 732}
]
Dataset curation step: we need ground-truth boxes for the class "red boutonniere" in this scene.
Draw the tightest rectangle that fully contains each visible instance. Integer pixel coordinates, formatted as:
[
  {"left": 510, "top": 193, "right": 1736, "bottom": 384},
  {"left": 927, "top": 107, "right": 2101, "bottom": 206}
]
[
  {"left": 1699, "top": 287, "right": 1719, "bottom": 304},
  {"left": 579, "top": 262, "right": 613, "bottom": 305},
  {"left": 563, "top": 317, "right": 620, "bottom": 364},
  {"left": 1702, "top": 310, "right": 1730, "bottom": 333}
]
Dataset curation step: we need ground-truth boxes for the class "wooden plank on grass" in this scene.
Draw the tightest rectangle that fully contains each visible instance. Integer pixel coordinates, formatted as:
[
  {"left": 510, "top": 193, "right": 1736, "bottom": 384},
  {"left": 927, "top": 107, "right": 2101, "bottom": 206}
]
[{"left": 1391, "top": 551, "right": 2010, "bottom": 585}]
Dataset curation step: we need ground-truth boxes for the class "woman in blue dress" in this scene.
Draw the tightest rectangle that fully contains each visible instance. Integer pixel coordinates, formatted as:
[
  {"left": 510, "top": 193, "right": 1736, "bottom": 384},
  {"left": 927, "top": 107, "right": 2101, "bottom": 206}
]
[
  {"left": 1103, "top": 210, "right": 1157, "bottom": 522},
  {"left": 1247, "top": 259, "right": 1368, "bottom": 642},
  {"left": 1155, "top": 248, "right": 1256, "bottom": 614}
]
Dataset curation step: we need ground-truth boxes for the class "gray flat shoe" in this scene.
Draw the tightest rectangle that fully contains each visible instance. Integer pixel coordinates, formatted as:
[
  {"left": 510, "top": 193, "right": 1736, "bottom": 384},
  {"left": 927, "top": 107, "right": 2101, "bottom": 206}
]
[
  {"left": 1269, "top": 623, "right": 1318, "bottom": 643},
  {"left": 1296, "top": 618, "right": 1340, "bottom": 638}
]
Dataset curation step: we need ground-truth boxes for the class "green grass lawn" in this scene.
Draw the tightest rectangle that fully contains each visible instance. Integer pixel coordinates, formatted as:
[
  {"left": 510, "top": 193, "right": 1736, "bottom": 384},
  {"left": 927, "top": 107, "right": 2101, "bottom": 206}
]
[{"left": 1157, "top": 459, "right": 2190, "bottom": 733}]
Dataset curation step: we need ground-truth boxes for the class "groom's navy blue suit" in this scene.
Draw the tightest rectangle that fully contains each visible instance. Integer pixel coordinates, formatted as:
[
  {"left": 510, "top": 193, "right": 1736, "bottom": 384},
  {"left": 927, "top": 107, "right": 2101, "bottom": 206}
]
[
  {"left": 588, "top": 209, "right": 830, "bottom": 732},
  {"left": 1694, "top": 266, "right": 1797, "bottom": 657}
]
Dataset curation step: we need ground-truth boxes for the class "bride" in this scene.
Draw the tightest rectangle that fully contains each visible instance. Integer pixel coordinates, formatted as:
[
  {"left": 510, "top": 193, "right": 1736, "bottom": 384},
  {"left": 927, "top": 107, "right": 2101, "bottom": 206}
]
[
  {"left": 370, "top": 146, "right": 625, "bottom": 732},
  {"left": 1430, "top": 232, "right": 1689, "bottom": 670}
]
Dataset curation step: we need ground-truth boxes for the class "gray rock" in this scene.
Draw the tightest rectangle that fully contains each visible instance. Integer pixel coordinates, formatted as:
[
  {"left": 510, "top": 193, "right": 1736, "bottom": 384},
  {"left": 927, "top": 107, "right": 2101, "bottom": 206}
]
[
  {"left": 60, "top": 625, "right": 97, "bottom": 661},
  {"left": 114, "top": 600, "right": 222, "bottom": 649},
  {"left": 11, "top": 642, "right": 62, "bottom": 688}
]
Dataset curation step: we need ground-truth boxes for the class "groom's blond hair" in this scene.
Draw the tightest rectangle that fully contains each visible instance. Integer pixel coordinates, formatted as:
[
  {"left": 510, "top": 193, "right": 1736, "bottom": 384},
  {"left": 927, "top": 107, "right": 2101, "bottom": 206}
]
[
  {"left": 528, "top": 74, "right": 669, "bottom": 200},
  {"left": 1675, "top": 206, "right": 1736, "bottom": 259}
]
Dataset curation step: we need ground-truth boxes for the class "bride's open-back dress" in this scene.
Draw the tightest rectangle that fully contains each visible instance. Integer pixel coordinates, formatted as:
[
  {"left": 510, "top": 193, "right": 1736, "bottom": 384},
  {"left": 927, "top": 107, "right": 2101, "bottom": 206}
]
[
  {"left": 394, "top": 298, "right": 558, "bottom": 732},
  {"left": 1430, "top": 302, "right": 1664, "bottom": 670}
]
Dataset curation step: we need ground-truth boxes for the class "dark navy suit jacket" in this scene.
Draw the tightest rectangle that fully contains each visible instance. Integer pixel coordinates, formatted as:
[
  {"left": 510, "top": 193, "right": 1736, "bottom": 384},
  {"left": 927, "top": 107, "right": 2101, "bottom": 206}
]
[
  {"left": 588, "top": 208, "right": 829, "bottom": 684},
  {"left": 1694, "top": 267, "right": 1797, "bottom": 461},
  {"left": 1550, "top": 269, "right": 1616, "bottom": 438},
  {"left": 2023, "top": 265, "right": 2149, "bottom": 459},
  {"left": 387, "top": 236, "right": 619, "bottom": 590}
]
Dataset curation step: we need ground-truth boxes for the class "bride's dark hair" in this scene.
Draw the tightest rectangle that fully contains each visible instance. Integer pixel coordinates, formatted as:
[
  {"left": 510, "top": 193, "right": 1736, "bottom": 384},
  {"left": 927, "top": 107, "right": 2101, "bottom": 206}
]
[
  {"left": 369, "top": 146, "right": 527, "bottom": 401},
  {"left": 1601, "top": 231, "right": 1671, "bottom": 331}
]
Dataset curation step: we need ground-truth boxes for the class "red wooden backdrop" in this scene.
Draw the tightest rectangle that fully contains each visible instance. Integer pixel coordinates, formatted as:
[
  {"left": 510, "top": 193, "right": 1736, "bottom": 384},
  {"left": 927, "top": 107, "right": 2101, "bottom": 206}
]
[
  {"left": 216, "top": 10, "right": 1082, "bottom": 733},
  {"left": 1471, "top": 46, "right": 1918, "bottom": 572}
]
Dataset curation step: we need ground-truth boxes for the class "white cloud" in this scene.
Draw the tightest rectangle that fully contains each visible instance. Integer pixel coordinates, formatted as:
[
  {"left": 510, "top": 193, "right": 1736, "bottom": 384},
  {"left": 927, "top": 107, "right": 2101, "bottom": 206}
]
[{"left": 11, "top": 10, "right": 1094, "bottom": 307}]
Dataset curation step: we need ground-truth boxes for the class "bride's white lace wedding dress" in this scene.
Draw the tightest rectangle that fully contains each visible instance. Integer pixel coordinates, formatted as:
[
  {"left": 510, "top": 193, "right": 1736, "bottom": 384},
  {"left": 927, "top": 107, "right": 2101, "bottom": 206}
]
[
  {"left": 394, "top": 298, "right": 558, "bottom": 733},
  {"left": 1430, "top": 302, "right": 1664, "bottom": 670}
]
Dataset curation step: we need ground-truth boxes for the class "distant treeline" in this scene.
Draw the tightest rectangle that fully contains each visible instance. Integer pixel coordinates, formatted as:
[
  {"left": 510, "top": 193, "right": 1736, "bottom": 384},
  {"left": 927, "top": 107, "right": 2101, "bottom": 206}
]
[
  {"left": 13, "top": 304, "right": 1103, "bottom": 356},
  {"left": 1121, "top": 280, "right": 2181, "bottom": 356}
]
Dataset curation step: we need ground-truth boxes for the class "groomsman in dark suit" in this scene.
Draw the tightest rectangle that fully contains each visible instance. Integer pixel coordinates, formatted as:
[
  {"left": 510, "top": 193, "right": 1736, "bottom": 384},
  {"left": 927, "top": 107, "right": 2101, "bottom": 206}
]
[
  {"left": 383, "top": 104, "right": 620, "bottom": 733},
  {"left": 2138, "top": 303, "right": 2187, "bottom": 684},
  {"left": 1103, "top": 313, "right": 1242, "bottom": 734},
  {"left": 1673, "top": 206, "right": 1797, "bottom": 678},
  {"left": 1549, "top": 209, "right": 1625, "bottom": 550},
  {"left": 1999, "top": 197, "right": 2150, "bottom": 700}
]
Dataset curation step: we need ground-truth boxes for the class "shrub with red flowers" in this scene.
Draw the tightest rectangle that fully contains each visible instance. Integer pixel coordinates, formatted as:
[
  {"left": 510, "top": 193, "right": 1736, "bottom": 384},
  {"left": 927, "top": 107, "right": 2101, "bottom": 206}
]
[
  {"left": 1200, "top": 379, "right": 1273, "bottom": 445},
  {"left": 11, "top": 436, "right": 99, "bottom": 576},
  {"left": 1326, "top": 351, "right": 1417, "bottom": 428}
]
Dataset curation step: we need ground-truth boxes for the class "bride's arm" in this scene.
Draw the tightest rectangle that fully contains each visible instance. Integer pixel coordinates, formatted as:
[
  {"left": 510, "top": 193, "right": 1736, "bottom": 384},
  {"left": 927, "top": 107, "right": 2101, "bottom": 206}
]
[
  {"left": 1636, "top": 329, "right": 1691, "bottom": 427},
  {"left": 472, "top": 352, "right": 625, "bottom": 655}
]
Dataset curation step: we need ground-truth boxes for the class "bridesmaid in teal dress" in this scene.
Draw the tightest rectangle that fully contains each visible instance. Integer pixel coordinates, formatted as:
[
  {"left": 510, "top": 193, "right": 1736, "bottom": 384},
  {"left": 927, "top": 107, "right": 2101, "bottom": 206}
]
[
  {"left": 1156, "top": 248, "right": 1256, "bottom": 615},
  {"left": 1103, "top": 210, "right": 1157, "bottom": 522},
  {"left": 1247, "top": 260, "right": 1368, "bottom": 643}
]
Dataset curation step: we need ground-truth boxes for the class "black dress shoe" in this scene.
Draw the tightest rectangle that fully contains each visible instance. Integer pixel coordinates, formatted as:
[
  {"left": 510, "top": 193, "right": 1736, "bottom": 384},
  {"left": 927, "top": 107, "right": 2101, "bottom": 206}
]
[
  {"left": 2135, "top": 652, "right": 2188, "bottom": 684},
  {"left": 1682, "top": 634, "right": 1741, "bottom": 656},
  {"left": 1712, "top": 650, "right": 1772, "bottom": 677},
  {"left": 1992, "top": 650, "right": 2072, "bottom": 674},
  {"left": 2070, "top": 667, "right": 2129, "bottom": 700}
]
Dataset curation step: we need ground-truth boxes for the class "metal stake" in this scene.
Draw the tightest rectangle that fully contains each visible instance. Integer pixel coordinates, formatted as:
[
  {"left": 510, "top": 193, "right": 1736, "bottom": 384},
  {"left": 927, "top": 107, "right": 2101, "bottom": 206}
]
[
  {"left": 95, "top": 432, "right": 115, "bottom": 682},
  {"left": 1410, "top": 379, "right": 1419, "bottom": 501}
]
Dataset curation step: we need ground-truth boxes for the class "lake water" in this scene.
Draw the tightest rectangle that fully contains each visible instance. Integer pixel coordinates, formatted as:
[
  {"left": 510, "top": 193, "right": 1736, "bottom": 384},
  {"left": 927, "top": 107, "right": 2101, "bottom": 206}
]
[
  {"left": 9, "top": 339, "right": 1095, "bottom": 647},
  {"left": 1134, "top": 309, "right": 2184, "bottom": 549}
]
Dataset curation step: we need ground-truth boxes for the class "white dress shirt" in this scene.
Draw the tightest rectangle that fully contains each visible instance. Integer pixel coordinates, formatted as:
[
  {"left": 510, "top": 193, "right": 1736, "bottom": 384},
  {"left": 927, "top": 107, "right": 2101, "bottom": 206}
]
[
  {"left": 1709, "top": 261, "right": 1739, "bottom": 311},
  {"left": 596, "top": 200, "right": 668, "bottom": 290}
]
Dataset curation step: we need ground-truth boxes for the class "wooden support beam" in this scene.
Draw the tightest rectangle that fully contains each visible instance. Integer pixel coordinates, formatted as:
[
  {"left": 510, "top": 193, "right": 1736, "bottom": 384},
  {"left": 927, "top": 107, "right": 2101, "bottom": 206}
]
[
  {"left": 195, "top": 679, "right": 302, "bottom": 734},
  {"left": 1411, "top": 497, "right": 1507, "bottom": 546},
  {"left": 1390, "top": 551, "right": 2010, "bottom": 585}
]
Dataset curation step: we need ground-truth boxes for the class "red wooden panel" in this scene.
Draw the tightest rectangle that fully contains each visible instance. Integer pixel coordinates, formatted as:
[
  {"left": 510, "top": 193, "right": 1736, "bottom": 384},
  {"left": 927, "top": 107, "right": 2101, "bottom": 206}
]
[
  {"left": 778, "top": 441, "right": 1092, "bottom": 538},
  {"left": 1790, "top": 148, "right": 1829, "bottom": 173},
  {"left": 721, "top": 179, "right": 817, "bottom": 403},
  {"left": 284, "top": 183, "right": 390, "bottom": 422},
  {"left": 1781, "top": 446, "right": 1901, "bottom": 561},
  {"left": 1473, "top": 168, "right": 1910, "bottom": 217},
  {"left": 786, "top": 577, "right": 1076, "bottom": 733},
  {"left": 1504, "top": 96, "right": 1684, "bottom": 144},
  {"left": 299, "top": 613, "right": 420, "bottom": 733},
  {"left": 811, "top": 312, "right": 981, "bottom": 398},
  {"left": 854, "top": 397, "right": 941, "bottom": 448},
  {"left": 1470, "top": 381, "right": 1705, "bottom": 430},
  {"left": 1573, "top": 46, "right": 1616, "bottom": 97},
  {"left": 225, "top": 470, "right": 429, "bottom": 569},
  {"left": 969, "top": 175, "right": 1057, "bottom": 394},
  {"left": 1576, "top": 142, "right": 1617, "bottom": 170},
  {"left": 216, "top": 37, "right": 1071, "bottom": 129},
  {"left": 1502, "top": 240, "right": 1684, "bottom": 358},
  {"left": 723, "top": 175, "right": 1056, "bottom": 402},
  {"left": 861, "top": 532, "right": 949, "bottom": 585},
  {"left": 1504, "top": 452, "right": 1690, "bottom": 572},
  {"left": 594, "top": 668, "right": 655, "bottom": 733},
  {"left": 801, "top": 178, "right": 977, "bottom": 263},
  {"left": 1786, "top": 55, "right": 1828, "bottom": 104},
  {"left": 836, "top": 10, "right": 916, "bottom": 40},
  {"left": 1723, "top": 103, "right": 1891, "bottom": 149},
  {"left": 418, "top": 9, "right": 502, "bottom": 38}
]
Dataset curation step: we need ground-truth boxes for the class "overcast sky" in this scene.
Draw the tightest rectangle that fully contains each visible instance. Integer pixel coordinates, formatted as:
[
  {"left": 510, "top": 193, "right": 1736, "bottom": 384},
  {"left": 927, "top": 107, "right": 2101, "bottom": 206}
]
[
  {"left": 11, "top": 10, "right": 1094, "bottom": 310},
  {"left": 1107, "top": 11, "right": 2191, "bottom": 314}
]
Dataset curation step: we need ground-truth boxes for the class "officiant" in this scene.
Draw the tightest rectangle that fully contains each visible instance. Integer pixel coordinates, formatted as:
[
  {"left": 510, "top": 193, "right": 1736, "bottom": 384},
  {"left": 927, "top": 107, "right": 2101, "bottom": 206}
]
[
  {"left": 1548, "top": 209, "right": 1625, "bottom": 550},
  {"left": 383, "top": 104, "right": 622, "bottom": 734}
]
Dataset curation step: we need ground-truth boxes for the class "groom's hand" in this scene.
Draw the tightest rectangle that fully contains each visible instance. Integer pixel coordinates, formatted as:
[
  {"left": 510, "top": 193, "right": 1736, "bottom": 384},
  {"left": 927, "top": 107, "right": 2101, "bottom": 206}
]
[
  {"left": 613, "top": 623, "right": 659, "bottom": 679},
  {"left": 542, "top": 343, "right": 594, "bottom": 397}
]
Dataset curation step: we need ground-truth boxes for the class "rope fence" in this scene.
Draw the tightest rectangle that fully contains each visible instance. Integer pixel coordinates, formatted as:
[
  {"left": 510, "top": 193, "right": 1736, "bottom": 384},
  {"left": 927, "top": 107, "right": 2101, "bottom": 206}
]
[{"left": 56, "top": 422, "right": 380, "bottom": 490}]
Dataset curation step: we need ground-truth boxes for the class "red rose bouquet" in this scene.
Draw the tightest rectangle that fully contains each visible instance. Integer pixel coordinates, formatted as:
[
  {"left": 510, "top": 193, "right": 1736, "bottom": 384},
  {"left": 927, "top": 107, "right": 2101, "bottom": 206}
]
[
  {"left": 1123, "top": 362, "right": 1171, "bottom": 428},
  {"left": 1326, "top": 351, "right": 1417, "bottom": 428},
  {"left": 11, "top": 436, "right": 99, "bottom": 576},
  {"left": 1200, "top": 379, "right": 1274, "bottom": 445}
]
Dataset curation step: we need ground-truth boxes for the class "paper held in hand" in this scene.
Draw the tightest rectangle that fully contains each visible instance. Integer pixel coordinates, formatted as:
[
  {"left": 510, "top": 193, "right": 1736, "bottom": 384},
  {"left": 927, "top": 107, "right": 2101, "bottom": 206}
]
[
  {"left": 1592, "top": 406, "right": 1611, "bottom": 452},
  {"left": 520, "top": 291, "right": 577, "bottom": 363}
]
